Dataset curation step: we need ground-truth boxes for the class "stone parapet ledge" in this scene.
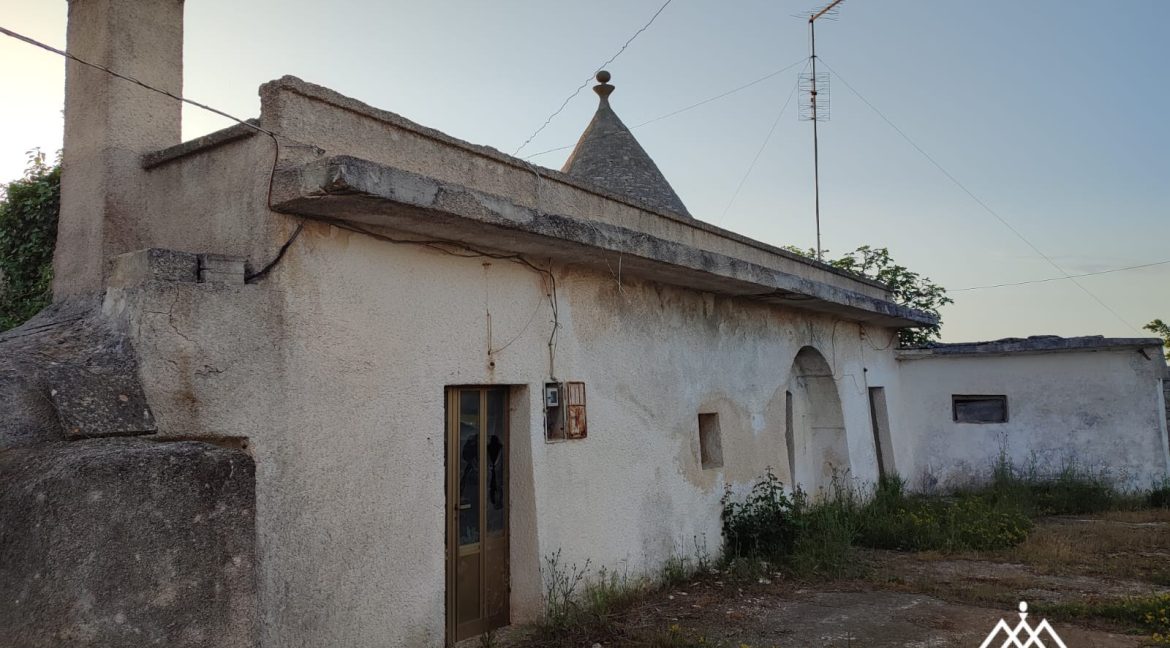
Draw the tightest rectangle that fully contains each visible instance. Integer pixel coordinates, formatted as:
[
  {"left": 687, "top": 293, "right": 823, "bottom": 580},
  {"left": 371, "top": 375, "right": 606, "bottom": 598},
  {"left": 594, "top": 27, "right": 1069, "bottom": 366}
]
[
  {"left": 254, "top": 75, "right": 895, "bottom": 299},
  {"left": 271, "top": 155, "right": 937, "bottom": 328},
  {"left": 897, "top": 335, "right": 1167, "bottom": 359},
  {"left": 109, "top": 248, "right": 247, "bottom": 288}
]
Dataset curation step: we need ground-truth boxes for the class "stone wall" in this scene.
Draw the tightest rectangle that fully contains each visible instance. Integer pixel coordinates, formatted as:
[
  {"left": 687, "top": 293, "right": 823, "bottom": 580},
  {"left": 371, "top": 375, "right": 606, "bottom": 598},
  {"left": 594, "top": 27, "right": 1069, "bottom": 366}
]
[
  {"left": 0, "top": 439, "right": 256, "bottom": 648},
  {"left": 0, "top": 303, "right": 258, "bottom": 648}
]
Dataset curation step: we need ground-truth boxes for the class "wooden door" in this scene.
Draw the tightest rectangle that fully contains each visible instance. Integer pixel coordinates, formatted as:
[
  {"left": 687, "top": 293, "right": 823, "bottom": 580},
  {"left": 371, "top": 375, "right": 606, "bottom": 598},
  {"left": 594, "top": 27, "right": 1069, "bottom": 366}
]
[{"left": 446, "top": 387, "right": 509, "bottom": 643}]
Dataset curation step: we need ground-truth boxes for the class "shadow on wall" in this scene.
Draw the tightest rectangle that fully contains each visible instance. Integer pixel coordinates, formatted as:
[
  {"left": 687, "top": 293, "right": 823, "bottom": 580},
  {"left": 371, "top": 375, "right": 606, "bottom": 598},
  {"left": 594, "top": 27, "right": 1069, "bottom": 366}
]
[{"left": 786, "top": 347, "right": 848, "bottom": 497}]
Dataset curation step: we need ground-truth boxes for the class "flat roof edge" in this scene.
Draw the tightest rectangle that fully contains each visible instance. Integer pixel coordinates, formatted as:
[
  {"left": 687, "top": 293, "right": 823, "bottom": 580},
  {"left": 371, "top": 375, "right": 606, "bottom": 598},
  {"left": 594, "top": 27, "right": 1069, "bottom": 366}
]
[
  {"left": 141, "top": 119, "right": 261, "bottom": 169},
  {"left": 271, "top": 155, "right": 936, "bottom": 328},
  {"left": 897, "top": 335, "right": 1166, "bottom": 359},
  {"left": 256, "top": 75, "right": 894, "bottom": 293}
]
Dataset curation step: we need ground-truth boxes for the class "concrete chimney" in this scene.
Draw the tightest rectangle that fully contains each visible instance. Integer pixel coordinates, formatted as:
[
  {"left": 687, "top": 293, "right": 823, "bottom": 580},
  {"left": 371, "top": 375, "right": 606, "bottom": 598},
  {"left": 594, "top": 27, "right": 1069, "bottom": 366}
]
[{"left": 53, "top": 0, "right": 185, "bottom": 298}]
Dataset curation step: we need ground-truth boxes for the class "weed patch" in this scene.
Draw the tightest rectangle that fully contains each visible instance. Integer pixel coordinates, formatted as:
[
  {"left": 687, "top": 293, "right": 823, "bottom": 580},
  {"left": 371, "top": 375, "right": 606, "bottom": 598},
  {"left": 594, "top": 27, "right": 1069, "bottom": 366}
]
[
  {"left": 721, "top": 454, "right": 1170, "bottom": 579},
  {"left": 1149, "top": 482, "right": 1170, "bottom": 509},
  {"left": 720, "top": 471, "right": 1032, "bottom": 577},
  {"left": 1037, "top": 594, "right": 1170, "bottom": 644},
  {"left": 858, "top": 477, "right": 1031, "bottom": 552},
  {"left": 531, "top": 548, "right": 711, "bottom": 645},
  {"left": 961, "top": 453, "right": 1144, "bottom": 516}
]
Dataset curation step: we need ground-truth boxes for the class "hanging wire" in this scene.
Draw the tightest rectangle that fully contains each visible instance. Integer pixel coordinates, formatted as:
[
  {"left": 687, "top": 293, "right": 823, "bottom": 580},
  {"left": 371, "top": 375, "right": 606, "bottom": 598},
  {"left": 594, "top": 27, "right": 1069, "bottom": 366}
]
[
  {"left": 0, "top": 24, "right": 318, "bottom": 284},
  {"left": 952, "top": 259, "right": 1170, "bottom": 292},
  {"left": 818, "top": 57, "right": 1145, "bottom": 334},
  {"left": 522, "top": 57, "right": 808, "bottom": 160},
  {"left": 720, "top": 60, "right": 809, "bottom": 221},
  {"left": 0, "top": 23, "right": 590, "bottom": 375},
  {"left": 0, "top": 25, "right": 270, "bottom": 138},
  {"left": 512, "top": 0, "right": 674, "bottom": 156}
]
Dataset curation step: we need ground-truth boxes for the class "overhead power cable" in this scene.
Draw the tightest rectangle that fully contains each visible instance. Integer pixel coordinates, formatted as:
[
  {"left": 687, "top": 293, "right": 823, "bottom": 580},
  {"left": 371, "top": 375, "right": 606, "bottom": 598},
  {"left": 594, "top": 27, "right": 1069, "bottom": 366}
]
[
  {"left": 512, "top": 0, "right": 674, "bottom": 156},
  {"left": 0, "top": 24, "right": 312, "bottom": 282},
  {"left": 953, "top": 259, "right": 1170, "bottom": 292},
  {"left": 523, "top": 57, "right": 808, "bottom": 160},
  {"left": 817, "top": 57, "right": 1143, "bottom": 334},
  {"left": 1, "top": 23, "right": 567, "bottom": 368},
  {"left": 0, "top": 24, "right": 269, "bottom": 138},
  {"left": 720, "top": 61, "right": 809, "bottom": 221}
]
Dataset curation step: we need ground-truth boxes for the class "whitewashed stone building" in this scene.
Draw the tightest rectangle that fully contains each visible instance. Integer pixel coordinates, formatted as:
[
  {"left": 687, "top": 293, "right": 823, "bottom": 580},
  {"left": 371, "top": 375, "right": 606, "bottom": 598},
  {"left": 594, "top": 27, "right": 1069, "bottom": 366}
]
[{"left": 0, "top": 1, "right": 1166, "bottom": 647}]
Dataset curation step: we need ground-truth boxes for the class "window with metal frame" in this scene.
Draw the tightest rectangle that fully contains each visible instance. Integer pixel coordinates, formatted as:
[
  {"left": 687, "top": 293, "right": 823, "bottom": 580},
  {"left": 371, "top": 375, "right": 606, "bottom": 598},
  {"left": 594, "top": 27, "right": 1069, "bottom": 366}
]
[{"left": 952, "top": 394, "right": 1008, "bottom": 424}]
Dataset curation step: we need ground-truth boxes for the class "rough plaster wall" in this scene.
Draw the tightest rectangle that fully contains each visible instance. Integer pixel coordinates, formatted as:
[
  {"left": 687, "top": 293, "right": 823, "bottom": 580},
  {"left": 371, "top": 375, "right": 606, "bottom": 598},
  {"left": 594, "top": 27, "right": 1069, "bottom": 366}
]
[
  {"left": 897, "top": 352, "right": 1170, "bottom": 490},
  {"left": 1164, "top": 378, "right": 1170, "bottom": 436},
  {"left": 55, "top": 0, "right": 184, "bottom": 297},
  {"left": 135, "top": 135, "right": 299, "bottom": 275},
  {"left": 122, "top": 220, "right": 902, "bottom": 647},
  {"left": 104, "top": 279, "right": 286, "bottom": 441}
]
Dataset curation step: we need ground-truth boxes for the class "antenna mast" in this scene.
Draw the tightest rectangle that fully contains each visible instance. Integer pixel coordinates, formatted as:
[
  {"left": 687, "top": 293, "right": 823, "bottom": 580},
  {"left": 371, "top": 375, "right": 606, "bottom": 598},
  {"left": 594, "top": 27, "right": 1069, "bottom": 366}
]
[{"left": 803, "top": 0, "right": 844, "bottom": 260}]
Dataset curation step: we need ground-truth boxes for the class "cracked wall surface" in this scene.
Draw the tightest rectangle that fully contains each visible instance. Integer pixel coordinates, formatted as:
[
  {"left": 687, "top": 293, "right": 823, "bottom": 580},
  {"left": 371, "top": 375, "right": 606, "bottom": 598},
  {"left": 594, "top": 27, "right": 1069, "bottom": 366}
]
[{"left": 103, "top": 225, "right": 906, "bottom": 647}]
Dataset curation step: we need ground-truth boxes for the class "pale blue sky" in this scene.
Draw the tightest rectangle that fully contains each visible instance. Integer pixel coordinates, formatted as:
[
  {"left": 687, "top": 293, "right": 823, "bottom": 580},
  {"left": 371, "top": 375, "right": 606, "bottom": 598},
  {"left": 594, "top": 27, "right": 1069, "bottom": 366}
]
[{"left": 2, "top": 1, "right": 1167, "bottom": 342}]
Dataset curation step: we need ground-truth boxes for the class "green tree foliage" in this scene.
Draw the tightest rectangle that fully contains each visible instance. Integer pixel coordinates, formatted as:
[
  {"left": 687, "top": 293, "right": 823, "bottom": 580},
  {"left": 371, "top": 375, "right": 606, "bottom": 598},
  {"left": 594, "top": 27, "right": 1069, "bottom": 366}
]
[
  {"left": 0, "top": 151, "right": 60, "bottom": 331},
  {"left": 1144, "top": 319, "right": 1170, "bottom": 352},
  {"left": 782, "top": 245, "right": 952, "bottom": 347}
]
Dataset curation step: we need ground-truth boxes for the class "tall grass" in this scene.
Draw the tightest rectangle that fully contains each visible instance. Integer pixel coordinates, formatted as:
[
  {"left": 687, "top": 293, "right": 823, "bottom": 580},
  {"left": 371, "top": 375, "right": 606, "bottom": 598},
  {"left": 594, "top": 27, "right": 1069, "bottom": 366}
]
[
  {"left": 721, "top": 456, "right": 1167, "bottom": 577},
  {"left": 966, "top": 452, "right": 1145, "bottom": 516},
  {"left": 532, "top": 546, "right": 712, "bottom": 644}
]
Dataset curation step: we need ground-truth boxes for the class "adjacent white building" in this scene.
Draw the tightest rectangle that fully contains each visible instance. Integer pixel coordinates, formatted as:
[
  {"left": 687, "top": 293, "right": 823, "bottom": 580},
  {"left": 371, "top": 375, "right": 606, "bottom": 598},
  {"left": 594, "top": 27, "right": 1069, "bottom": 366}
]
[{"left": 898, "top": 336, "right": 1170, "bottom": 491}]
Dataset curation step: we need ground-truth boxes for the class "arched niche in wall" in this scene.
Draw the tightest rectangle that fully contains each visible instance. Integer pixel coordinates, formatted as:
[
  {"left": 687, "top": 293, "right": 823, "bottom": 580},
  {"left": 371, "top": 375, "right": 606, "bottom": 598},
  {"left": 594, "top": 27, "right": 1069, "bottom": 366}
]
[{"left": 785, "top": 346, "right": 848, "bottom": 498}]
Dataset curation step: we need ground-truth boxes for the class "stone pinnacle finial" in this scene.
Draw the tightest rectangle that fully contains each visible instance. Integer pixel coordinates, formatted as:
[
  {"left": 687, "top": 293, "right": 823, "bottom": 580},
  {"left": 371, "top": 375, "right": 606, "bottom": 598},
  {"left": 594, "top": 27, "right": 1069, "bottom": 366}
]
[
  {"left": 563, "top": 67, "right": 692, "bottom": 217},
  {"left": 594, "top": 70, "right": 614, "bottom": 101}
]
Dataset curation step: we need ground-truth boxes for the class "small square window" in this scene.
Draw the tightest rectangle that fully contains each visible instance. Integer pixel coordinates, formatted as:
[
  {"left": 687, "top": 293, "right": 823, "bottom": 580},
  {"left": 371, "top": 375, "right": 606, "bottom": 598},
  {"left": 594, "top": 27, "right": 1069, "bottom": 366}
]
[
  {"left": 952, "top": 395, "right": 1008, "bottom": 423},
  {"left": 698, "top": 413, "right": 723, "bottom": 469}
]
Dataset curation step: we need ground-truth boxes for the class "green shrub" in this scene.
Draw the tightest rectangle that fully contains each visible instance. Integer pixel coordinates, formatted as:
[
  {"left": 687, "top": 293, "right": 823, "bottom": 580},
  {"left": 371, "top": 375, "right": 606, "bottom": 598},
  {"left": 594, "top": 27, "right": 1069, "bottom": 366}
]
[
  {"left": 0, "top": 151, "right": 60, "bottom": 331},
  {"left": 720, "top": 468, "right": 801, "bottom": 560},
  {"left": 854, "top": 475, "right": 1031, "bottom": 552},
  {"left": 1148, "top": 482, "right": 1170, "bottom": 509},
  {"left": 720, "top": 457, "right": 1164, "bottom": 578},
  {"left": 720, "top": 471, "right": 1032, "bottom": 576},
  {"left": 719, "top": 468, "right": 862, "bottom": 576},
  {"left": 860, "top": 495, "right": 1031, "bottom": 552},
  {"left": 787, "top": 484, "right": 862, "bottom": 576}
]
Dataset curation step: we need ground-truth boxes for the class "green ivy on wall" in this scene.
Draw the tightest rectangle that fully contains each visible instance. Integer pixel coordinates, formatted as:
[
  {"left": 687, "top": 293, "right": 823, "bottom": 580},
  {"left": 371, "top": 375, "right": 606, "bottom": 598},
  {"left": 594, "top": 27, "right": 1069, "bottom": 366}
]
[{"left": 0, "top": 150, "right": 60, "bottom": 332}]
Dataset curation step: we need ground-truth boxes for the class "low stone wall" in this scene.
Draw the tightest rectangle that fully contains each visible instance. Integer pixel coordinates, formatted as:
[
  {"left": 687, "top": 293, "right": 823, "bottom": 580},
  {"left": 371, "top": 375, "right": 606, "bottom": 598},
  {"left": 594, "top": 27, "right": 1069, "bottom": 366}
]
[{"left": 0, "top": 439, "right": 256, "bottom": 648}]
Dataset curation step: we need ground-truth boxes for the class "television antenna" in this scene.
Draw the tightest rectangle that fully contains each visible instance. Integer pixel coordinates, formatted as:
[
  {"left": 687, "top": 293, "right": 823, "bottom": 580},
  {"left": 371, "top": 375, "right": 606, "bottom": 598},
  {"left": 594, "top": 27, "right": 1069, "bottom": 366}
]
[{"left": 801, "top": 0, "right": 844, "bottom": 260}]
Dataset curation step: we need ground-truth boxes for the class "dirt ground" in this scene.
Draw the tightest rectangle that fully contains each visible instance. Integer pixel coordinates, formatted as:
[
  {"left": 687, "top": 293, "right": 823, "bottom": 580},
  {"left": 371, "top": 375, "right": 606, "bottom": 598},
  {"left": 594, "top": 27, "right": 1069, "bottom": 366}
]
[{"left": 497, "top": 510, "right": 1170, "bottom": 647}]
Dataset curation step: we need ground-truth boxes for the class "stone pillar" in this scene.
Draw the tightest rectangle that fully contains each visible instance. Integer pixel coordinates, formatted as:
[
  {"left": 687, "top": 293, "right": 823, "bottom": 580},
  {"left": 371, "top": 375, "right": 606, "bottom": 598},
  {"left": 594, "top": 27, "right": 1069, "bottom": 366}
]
[{"left": 53, "top": 0, "right": 185, "bottom": 299}]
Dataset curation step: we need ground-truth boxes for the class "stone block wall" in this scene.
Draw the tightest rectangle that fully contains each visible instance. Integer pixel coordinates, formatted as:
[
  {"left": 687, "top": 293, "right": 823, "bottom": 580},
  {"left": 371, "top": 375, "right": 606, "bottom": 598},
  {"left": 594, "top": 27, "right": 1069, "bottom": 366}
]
[{"left": 0, "top": 439, "right": 256, "bottom": 648}]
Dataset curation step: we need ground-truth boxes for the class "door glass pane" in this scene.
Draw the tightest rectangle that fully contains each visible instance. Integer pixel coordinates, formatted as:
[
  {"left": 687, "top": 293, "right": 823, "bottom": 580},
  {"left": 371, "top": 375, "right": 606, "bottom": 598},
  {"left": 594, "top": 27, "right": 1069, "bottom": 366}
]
[
  {"left": 485, "top": 389, "right": 506, "bottom": 534},
  {"left": 458, "top": 390, "right": 480, "bottom": 546}
]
